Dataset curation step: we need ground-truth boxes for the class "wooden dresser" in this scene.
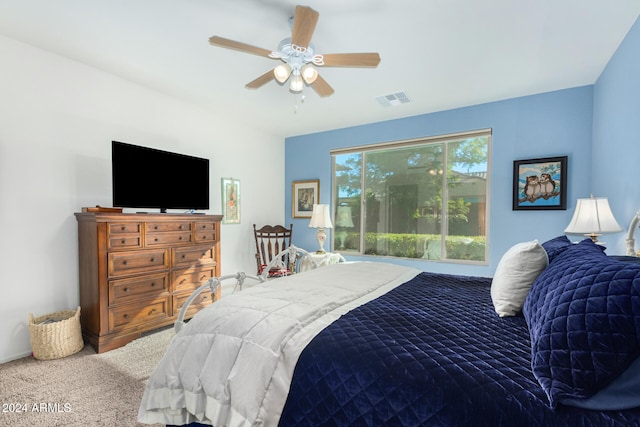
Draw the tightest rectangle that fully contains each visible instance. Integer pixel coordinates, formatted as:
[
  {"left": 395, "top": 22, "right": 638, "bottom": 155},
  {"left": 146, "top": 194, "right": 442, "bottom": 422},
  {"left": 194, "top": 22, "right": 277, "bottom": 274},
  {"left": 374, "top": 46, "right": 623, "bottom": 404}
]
[{"left": 75, "top": 211, "right": 222, "bottom": 353}]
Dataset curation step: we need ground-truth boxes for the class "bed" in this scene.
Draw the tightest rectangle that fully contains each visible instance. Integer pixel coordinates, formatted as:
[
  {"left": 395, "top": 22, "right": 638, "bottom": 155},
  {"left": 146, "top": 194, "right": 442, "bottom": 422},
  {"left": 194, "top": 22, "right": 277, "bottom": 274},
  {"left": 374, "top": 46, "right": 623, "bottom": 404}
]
[{"left": 138, "top": 236, "right": 640, "bottom": 426}]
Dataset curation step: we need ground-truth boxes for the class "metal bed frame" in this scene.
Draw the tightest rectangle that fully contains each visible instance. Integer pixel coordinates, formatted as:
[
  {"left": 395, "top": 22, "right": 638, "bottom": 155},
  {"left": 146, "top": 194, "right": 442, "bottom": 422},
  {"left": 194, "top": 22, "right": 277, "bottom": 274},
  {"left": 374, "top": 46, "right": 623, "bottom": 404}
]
[{"left": 175, "top": 245, "right": 346, "bottom": 332}]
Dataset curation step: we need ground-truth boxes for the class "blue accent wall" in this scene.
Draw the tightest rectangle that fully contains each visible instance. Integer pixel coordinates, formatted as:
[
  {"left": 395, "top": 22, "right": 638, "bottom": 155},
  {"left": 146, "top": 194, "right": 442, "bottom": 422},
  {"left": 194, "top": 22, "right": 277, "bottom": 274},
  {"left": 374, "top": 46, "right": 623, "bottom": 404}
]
[
  {"left": 593, "top": 16, "right": 640, "bottom": 253},
  {"left": 286, "top": 86, "right": 593, "bottom": 276},
  {"left": 285, "top": 16, "right": 640, "bottom": 276}
]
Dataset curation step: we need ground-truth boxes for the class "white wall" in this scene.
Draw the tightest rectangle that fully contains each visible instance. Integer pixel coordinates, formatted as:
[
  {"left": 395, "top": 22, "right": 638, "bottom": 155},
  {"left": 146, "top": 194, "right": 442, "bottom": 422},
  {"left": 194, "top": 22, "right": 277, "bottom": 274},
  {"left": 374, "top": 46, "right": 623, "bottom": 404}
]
[{"left": 0, "top": 35, "right": 284, "bottom": 363}]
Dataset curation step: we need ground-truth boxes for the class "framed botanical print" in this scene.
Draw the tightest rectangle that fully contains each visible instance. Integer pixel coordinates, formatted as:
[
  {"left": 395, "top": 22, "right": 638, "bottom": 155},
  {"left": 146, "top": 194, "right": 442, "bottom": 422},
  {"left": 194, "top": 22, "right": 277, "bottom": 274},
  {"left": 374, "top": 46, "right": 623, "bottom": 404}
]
[
  {"left": 513, "top": 156, "right": 567, "bottom": 210},
  {"left": 221, "top": 178, "right": 240, "bottom": 224},
  {"left": 292, "top": 179, "right": 319, "bottom": 218}
]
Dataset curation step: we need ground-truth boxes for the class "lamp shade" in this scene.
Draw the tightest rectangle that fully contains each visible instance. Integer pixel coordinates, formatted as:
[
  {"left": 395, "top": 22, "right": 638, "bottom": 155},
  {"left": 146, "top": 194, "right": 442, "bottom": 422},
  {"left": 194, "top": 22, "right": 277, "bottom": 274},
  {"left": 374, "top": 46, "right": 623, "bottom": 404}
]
[
  {"left": 336, "top": 205, "right": 354, "bottom": 228},
  {"left": 289, "top": 73, "right": 303, "bottom": 92},
  {"left": 301, "top": 65, "right": 318, "bottom": 84},
  {"left": 565, "top": 196, "right": 622, "bottom": 241},
  {"left": 309, "top": 204, "right": 333, "bottom": 229},
  {"left": 274, "top": 63, "right": 292, "bottom": 83}
]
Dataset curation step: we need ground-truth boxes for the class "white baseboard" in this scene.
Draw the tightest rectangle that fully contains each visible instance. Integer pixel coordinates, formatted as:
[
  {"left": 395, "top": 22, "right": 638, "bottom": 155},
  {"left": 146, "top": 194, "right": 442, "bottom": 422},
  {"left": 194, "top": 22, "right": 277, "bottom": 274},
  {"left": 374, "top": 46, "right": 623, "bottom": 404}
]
[{"left": 0, "top": 350, "right": 33, "bottom": 365}]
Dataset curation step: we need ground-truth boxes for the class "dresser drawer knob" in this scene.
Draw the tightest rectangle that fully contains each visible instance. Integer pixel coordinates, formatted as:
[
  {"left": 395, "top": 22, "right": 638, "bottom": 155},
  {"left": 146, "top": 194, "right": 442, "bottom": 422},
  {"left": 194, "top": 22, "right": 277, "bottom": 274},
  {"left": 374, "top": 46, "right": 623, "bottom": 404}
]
[
  {"left": 154, "top": 238, "right": 159, "bottom": 242},
  {"left": 179, "top": 225, "right": 184, "bottom": 229},
  {"left": 123, "top": 314, "right": 129, "bottom": 319},
  {"left": 121, "top": 226, "right": 126, "bottom": 231},
  {"left": 150, "top": 257, "right": 156, "bottom": 262},
  {"left": 179, "top": 236, "right": 183, "bottom": 240},
  {"left": 149, "top": 308, "right": 157, "bottom": 315},
  {"left": 121, "top": 240, "right": 126, "bottom": 244},
  {"left": 122, "top": 261, "right": 128, "bottom": 266},
  {"left": 150, "top": 282, "right": 156, "bottom": 287},
  {"left": 123, "top": 287, "right": 129, "bottom": 292},
  {"left": 200, "top": 275, "right": 207, "bottom": 280}
]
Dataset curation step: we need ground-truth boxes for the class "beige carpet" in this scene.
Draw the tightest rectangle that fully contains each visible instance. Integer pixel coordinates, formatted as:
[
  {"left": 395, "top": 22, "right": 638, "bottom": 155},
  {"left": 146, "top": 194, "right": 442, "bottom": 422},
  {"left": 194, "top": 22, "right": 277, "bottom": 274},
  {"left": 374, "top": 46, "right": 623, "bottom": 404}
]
[{"left": 0, "top": 327, "right": 175, "bottom": 427}]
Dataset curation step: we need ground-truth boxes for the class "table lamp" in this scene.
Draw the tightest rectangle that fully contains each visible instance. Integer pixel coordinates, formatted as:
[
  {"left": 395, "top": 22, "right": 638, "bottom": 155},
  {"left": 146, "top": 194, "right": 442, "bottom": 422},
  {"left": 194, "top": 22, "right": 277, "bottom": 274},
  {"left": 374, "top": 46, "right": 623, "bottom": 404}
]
[
  {"left": 564, "top": 195, "right": 622, "bottom": 244},
  {"left": 309, "top": 204, "right": 332, "bottom": 253}
]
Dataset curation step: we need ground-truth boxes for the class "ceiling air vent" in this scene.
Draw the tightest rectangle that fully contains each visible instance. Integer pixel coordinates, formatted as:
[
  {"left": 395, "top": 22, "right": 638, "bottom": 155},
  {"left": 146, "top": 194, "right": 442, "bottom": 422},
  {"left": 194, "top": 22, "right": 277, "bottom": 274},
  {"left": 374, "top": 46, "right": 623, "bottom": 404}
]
[{"left": 376, "top": 91, "right": 411, "bottom": 108}]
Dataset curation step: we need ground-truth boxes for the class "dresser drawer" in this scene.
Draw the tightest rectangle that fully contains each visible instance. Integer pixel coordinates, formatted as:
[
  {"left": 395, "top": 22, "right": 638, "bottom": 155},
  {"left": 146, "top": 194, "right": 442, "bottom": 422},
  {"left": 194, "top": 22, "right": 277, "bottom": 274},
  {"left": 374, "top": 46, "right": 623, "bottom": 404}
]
[
  {"left": 108, "top": 298, "right": 169, "bottom": 331},
  {"left": 108, "top": 249, "right": 169, "bottom": 277},
  {"left": 173, "top": 290, "right": 214, "bottom": 317},
  {"left": 147, "top": 231, "right": 193, "bottom": 246},
  {"left": 173, "top": 244, "right": 217, "bottom": 268},
  {"left": 108, "top": 273, "right": 169, "bottom": 306},
  {"left": 195, "top": 230, "right": 217, "bottom": 242},
  {"left": 172, "top": 266, "right": 215, "bottom": 293},
  {"left": 109, "top": 222, "right": 141, "bottom": 234},
  {"left": 108, "top": 234, "right": 142, "bottom": 250},
  {"left": 195, "top": 221, "right": 216, "bottom": 231},
  {"left": 146, "top": 222, "right": 192, "bottom": 233}
]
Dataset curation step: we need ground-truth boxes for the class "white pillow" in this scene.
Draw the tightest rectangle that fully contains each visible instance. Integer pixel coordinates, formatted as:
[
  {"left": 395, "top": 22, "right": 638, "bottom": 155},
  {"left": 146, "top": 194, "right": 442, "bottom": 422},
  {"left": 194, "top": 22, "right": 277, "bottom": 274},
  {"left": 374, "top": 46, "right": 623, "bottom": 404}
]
[{"left": 491, "top": 240, "right": 549, "bottom": 317}]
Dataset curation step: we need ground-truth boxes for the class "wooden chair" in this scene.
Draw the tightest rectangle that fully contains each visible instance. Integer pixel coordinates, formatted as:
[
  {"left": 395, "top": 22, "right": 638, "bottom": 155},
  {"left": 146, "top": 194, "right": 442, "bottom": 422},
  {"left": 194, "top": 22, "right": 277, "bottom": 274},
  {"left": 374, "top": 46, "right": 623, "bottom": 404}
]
[{"left": 253, "top": 224, "right": 293, "bottom": 277}]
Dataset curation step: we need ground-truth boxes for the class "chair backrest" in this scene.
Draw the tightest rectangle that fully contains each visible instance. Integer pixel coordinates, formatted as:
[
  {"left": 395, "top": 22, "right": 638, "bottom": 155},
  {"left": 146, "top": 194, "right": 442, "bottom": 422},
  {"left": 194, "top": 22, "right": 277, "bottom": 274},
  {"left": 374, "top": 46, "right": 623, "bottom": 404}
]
[{"left": 253, "top": 224, "right": 293, "bottom": 274}]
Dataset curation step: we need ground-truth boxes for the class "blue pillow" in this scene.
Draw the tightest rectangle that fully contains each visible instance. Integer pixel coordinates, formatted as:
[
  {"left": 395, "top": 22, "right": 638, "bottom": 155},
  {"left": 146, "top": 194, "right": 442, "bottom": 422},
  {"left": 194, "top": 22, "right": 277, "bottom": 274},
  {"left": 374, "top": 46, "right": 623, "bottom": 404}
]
[
  {"left": 540, "top": 235, "right": 572, "bottom": 263},
  {"left": 523, "top": 239, "right": 640, "bottom": 409}
]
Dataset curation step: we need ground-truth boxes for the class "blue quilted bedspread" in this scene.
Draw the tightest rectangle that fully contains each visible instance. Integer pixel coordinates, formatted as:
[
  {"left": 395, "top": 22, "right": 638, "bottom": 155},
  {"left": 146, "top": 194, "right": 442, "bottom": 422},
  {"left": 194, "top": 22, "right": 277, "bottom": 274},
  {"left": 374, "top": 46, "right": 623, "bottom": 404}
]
[{"left": 278, "top": 272, "right": 640, "bottom": 427}]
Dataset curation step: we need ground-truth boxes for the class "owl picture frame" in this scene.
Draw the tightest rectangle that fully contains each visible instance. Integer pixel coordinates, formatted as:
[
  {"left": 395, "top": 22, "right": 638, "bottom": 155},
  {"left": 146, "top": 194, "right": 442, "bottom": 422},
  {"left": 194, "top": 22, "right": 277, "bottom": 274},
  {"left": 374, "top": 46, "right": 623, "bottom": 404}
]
[{"left": 513, "top": 156, "right": 567, "bottom": 210}]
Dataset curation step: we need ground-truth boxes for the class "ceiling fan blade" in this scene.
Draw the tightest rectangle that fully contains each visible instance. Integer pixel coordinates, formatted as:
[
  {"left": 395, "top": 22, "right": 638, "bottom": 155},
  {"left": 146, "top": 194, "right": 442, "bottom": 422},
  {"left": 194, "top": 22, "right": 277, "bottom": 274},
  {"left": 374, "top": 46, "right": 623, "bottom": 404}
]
[
  {"left": 321, "top": 53, "right": 381, "bottom": 68},
  {"left": 310, "top": 74, "right": 334, "bottom": 97},
  {"left": 291, "top": 5, "right": 319, "bottom": 48},
  {"left": 245, "top": 69, "right": 276, "bottom": 89},
  {"left": 209, "top": 36, "right": 273, "bottom": 57}
]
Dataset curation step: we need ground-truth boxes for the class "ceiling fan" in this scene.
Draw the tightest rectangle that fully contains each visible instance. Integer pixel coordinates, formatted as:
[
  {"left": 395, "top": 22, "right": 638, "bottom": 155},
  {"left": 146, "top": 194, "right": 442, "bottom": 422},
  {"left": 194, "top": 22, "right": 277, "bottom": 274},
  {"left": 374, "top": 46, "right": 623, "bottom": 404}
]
[{"left": 209, "top": 5, "right": 381, "bottom": 97}]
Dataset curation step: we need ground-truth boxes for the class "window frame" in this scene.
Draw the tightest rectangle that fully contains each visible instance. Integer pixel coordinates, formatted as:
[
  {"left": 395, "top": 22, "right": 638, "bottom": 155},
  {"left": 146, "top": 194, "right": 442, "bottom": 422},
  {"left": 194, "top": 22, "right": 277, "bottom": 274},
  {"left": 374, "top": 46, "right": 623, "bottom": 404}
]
[{"left": 331, "top": 129, "right": 491, "bottom": 264}]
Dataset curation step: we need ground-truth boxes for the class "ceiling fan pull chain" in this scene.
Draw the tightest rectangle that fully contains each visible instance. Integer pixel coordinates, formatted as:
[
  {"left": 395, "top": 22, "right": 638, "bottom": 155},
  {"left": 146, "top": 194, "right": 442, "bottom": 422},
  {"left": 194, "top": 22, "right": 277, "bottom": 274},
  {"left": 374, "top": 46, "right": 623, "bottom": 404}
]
[{"left": 293, "top": 93, "right": 307, "bottom": 114}]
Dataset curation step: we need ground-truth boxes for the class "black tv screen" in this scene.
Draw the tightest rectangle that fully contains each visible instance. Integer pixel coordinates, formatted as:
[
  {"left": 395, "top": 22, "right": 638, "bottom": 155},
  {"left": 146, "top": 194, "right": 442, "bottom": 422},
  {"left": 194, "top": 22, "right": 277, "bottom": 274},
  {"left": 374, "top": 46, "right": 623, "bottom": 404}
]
[{"left": 112, "top": 141, "right": 210, "bottom": 212}]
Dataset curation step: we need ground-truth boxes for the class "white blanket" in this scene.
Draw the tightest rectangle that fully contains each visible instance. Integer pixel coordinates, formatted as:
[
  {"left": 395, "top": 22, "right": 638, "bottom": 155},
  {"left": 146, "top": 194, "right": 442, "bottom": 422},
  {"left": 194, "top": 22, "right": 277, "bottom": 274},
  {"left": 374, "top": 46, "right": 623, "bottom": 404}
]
[{"left": 138, "top": 262, "right": 420, "bottom": 426}]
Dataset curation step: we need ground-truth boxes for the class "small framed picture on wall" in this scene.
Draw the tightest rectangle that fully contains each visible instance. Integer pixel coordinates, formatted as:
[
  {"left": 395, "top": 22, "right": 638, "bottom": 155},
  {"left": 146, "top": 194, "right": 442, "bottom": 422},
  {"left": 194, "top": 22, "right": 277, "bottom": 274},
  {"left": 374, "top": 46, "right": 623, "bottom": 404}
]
[
  {"left": 513, "top": 156, "right": 567, "bottom": 210},
  {"left": 292, "top": 179, "right": 319, "bottom": 218},
  {"left": 221, "top": 177, "right": 240, "bottom": 224}
]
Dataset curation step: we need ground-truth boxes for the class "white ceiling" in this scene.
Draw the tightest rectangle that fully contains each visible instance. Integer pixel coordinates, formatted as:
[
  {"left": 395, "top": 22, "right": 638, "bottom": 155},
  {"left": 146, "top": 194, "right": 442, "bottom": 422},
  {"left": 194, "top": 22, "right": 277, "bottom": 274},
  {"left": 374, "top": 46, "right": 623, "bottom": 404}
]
[{"left": 1, "top": 0, "right": 639, "bottom": 139}]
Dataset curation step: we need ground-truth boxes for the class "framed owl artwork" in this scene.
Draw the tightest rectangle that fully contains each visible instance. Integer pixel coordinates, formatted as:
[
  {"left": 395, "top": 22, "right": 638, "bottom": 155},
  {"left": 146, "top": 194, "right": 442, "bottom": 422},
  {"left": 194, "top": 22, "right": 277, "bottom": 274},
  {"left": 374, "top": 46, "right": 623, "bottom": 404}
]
[{"left": 513, "top": 156, "right": 567, "bottom": 210}]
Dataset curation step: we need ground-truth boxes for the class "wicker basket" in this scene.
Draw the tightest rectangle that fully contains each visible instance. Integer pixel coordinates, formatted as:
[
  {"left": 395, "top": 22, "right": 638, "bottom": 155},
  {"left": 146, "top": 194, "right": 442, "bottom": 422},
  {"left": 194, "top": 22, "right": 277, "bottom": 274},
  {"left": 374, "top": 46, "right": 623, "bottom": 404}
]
[{"left": 28, "top": 306, "right": 84, "bottom": 360}]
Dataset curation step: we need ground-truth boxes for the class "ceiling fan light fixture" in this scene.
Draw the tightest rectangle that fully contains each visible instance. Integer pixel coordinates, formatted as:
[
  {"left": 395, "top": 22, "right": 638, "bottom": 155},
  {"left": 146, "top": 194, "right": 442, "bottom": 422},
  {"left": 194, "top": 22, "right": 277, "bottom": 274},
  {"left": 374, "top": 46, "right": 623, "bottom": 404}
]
[
  {"left": 301, "top": 65, "right": 318, "bottom": 84},
  {"left": 289, "top": 73, "right": 304, "bottom": 92},
  {"left": 209, "top": 5, "right": 379, "bottom": 98},
  {"left": 274, "top": 63, "right": 292, "bottom": 83}
]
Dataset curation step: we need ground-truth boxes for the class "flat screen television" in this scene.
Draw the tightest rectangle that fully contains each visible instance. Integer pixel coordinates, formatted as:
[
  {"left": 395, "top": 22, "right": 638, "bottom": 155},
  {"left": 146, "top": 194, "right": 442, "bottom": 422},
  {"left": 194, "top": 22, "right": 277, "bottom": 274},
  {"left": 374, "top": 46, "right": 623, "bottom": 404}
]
[{"left": 112, "top": 141, "right": 210, "bottom": 212}]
